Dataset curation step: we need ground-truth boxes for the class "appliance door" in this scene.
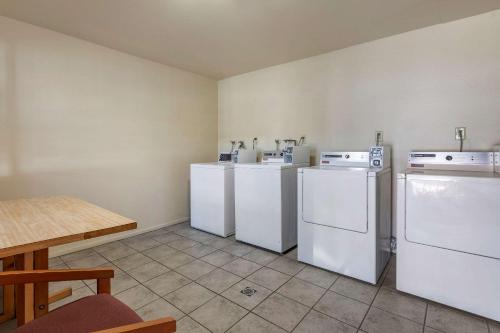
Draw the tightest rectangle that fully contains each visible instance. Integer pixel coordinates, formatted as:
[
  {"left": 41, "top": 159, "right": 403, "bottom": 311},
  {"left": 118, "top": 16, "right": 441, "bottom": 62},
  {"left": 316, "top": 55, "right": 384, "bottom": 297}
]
[
  {"left": 302, "top": 168, "right": 368, "bottom": 233},
  {"left": 405, "top": 174, "right": 500, "bottom": 259},
  {"left": 191, "top": 166, "right": 228, "bottom": 234}
]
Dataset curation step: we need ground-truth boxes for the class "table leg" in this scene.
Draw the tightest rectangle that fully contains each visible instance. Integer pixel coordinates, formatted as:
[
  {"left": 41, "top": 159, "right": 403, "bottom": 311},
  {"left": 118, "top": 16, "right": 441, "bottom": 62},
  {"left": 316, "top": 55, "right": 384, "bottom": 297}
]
[
  {"left": 34, "top": 249, "right": 49, "bottom": 318},
  {"left": 14, "top": 252, "right": 34, "bottom": 326},
  {"left": 0, "top": 257, "right": 15, "bottom": 324}
]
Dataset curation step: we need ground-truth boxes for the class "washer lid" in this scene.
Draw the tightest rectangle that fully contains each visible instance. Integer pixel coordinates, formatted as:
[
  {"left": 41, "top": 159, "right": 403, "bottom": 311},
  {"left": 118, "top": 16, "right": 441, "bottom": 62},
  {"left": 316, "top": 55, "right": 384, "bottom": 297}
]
[
  {"left": 235, "top": 162, "right": 308, "bottom": 169},
  {"left": 191, "top": 162, "right": 234, "bottom": 169},
  {"left": 302, "top": 167, "right": 368, "bottom": 233}
]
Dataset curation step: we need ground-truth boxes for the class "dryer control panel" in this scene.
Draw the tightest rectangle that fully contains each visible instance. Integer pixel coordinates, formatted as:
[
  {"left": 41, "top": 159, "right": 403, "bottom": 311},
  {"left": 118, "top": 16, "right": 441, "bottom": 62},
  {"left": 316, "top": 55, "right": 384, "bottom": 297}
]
[
  {"left": 495, "top": 146, "right": 500, "bottom": 172},
  {"left": 369, "top": 146, "right": 388, "bottom": 168}
]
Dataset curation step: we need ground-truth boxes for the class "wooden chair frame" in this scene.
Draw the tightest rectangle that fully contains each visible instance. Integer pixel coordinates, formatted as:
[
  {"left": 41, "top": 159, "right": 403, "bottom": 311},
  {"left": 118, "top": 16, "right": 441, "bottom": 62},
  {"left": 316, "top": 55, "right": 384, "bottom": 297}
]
[{"left": 0, "top": 268, "right": 176, "bottom": 333}]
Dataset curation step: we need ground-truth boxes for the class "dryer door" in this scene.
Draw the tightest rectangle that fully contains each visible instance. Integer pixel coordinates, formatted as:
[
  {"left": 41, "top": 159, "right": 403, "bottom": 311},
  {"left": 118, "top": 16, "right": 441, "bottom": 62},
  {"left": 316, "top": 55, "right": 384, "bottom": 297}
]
[
  {"left": 302, "top": 168, "right": 368, "bottom": 233},
  {"left": 405, "top": 174, "right": 500, "bottom": 259}
]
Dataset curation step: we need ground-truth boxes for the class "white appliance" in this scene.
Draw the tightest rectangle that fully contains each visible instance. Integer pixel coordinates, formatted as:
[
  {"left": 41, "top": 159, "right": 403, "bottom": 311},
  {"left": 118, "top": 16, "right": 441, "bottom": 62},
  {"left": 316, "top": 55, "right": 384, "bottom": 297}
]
[
  {"left": 298, "top": 146, "right": 392, "bottom": 284},
  {"left": 234, "top": 146, "right": 311, "bottom": 252},
  {"left": 397, "top": 151, "right": 500, "bottom": 321},
  {"left": 190, "top": 150, "right": 257, "bottom": 237},
  {"left": 495, "top": 145, "right": 500, "bottom": 172}
]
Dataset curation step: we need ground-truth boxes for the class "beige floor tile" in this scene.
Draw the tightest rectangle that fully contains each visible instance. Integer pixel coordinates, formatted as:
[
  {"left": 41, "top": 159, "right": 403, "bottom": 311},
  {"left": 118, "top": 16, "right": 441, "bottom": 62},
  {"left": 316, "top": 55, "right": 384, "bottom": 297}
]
[
  {"left": 156, "top": 251, "right": 196, "bottom": 269},
  {"left": 151, "top": 232, "right": 184, "bottom": 244},
  {"left": 266, "top": 257, "right": 305, "bottom": 276},
  {"left": 330, "top": 277, "right": 378, "bottom": 304},
  {"left": 424, "top": 327, "right": 442, "bottom": 333},
  {"left": 48, "top": 256, "right": 64, "bottom": 267},
  {"left": 114, "top": 285, "right": 159, "bottom": 310},
  {"left": 360, "top": 307, "right": 422, "bottom": 333},
  {"left": 169, "top": 238, "right": 201, "bottom": 250},
  {"left": 243, "top": 249, "right": 279, "bottom": 266},
  {"left": 200, "top": 250, "right": 238, "bottom": 266},
  {"left": 222, "top": 243, "right": 256, "bottom": 257},
  {"left": 121, "top": 235, "right": 161, "bottom": 251},
  {"left": 176, "top": 316, "right": 210, "bottom": 333},
  {"left": 295, "top": 265, "right": 339, "bottom": 289},
  {"left": 222, "top": 258, "right": 262, "bottom": 277},
  {"left": 94, "top": 241, "right": 137, "bottom": 261},
  {"left": 164, "top": 282, "right": 216, "bottom": 313},
  {"left": 228, "top": 313, "right": 287, "bottom": 333},
  {"left": 203, "top": 237, "right": 235, "bottom": 249},
  {"left": 61, "top": 248, "right": 96, "bottom": 263},
  {"left": 277, "top": 278, "right": 326, "bottom": 307},
  {"left": 196, "top": 268, "right": 242, "bottom": 293},
  {"left": 247, "top": 267, "right": 291, "bottom": 291},
  {"left": 182, "top": 244, "right": 218, "bottom": 258},
  {"left": 293, "top": 310, "right": 357, "bottom": 333},
  {"left": 175, "top": 260, "right": 216, "bottom": 280},
  {"left": 284, "top": 248, "right": 298, "bottom": 260},
  {"left": 142, "top": 244, "right": 177, "bottom": 261},
  {"left": 175, "top": 228, "right": 201, "bottom": 238},
  {"left": 314, "top": 291, "right": 369, "bottom": 327},
  {"left": 143, "top": 270, "right": 191, "bottom": 296},
  {"left": 253, "top": 293, "right": 309, "bottom": 331},
  {"left": 136, "top": 298, "right": 184, "bottom": 321},
  {"left": 425, "top": 303, "right": 488, "bottom": 333},
  {"left": 222, "top": 280, "right": 273, "bottom": 310},
  {"left": 382, "top": 265, "right": 396, "bottom": 290},
  {"left": 112, "top": 252, "right": 153, "bottom": 271},
  {"left": 128, "top": 261, "right": 169, "bottom": 282},
  {"left": 185, "top": 231, "right": 217, "bottom": 243},
  {"left": 372, "top": 287, "right": 426, "bottom": 324},
  {"left": 66, "top": 252, "right": 109, "bottom": 269},
  {"left": 191, "top": 296, "right": 248, "bottom": 333}
]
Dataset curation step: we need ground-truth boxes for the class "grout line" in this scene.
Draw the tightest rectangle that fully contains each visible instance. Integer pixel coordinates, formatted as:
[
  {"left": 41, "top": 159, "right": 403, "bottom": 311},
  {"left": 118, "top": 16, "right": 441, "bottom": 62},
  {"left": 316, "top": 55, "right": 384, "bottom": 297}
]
[{"left": 423, "top": 303, "right": 429, "bottom": 333}]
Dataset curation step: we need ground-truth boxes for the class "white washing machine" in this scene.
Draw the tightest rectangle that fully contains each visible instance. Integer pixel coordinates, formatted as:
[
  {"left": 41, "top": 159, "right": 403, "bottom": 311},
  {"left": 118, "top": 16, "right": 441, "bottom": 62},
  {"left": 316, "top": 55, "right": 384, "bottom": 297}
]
[
  {"left": 298, "top": 146, "right": 392, "bottom": 284},
  {"left": 234, "top": 146, "right": 310, "bottom": 253},
  {"left": 397, "top": 151, "right": 500, "bottom": 321},
  {"left": 190, "top": 150, "right": 256, "bottom": 237}
]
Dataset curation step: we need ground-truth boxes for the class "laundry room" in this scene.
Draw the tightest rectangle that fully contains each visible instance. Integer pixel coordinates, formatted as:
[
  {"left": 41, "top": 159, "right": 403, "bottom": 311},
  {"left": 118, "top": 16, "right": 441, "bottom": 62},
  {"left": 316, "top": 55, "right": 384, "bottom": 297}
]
[{"left": 1, "top": 2, "right": 500, "bottom": 333}]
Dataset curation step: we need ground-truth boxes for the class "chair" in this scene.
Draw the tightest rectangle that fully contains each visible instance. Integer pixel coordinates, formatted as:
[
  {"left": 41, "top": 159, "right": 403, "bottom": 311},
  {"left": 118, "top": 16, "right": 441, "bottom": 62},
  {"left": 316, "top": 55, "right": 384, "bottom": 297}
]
[{"left": 0, "top": 268, "right": 176, "bottom": 333}]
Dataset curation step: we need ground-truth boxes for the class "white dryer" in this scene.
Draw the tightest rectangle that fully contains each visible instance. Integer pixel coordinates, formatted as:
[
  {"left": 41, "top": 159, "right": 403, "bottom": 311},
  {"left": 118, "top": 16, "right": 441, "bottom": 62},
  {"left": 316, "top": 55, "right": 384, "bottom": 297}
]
[
  {"left": 234, "top": 146, "right": 310, "bottom": 253},
  {"left": 190, "top": 150, "right": 257, "bottom": 237},
  {"left": 298, "top": 147, "right": 392, "bottom": 284},
  {"left": 397, "top": 151, "right": 500, "bottom": 321}
]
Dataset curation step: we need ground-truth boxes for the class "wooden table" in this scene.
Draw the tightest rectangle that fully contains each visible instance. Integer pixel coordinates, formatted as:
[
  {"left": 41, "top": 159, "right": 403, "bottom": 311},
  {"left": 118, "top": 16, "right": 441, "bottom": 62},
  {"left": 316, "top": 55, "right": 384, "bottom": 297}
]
[{"left": 0, "top": 196, "right": 137, "bottom": 326}]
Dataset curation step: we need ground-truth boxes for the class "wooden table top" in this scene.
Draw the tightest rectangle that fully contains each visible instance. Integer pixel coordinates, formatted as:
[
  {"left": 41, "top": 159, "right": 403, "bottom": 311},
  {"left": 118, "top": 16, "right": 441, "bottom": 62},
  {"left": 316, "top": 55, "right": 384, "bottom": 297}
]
[{"left": 0, "top": 196, "right": 137, "bottom": 257}]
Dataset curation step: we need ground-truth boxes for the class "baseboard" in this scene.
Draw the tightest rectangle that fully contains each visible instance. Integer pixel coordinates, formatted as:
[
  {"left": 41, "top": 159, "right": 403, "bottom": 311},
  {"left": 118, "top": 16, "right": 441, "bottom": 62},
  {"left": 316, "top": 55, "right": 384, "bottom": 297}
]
[{"left": 49, "top": 217, "right": 190, "bottom": 258}]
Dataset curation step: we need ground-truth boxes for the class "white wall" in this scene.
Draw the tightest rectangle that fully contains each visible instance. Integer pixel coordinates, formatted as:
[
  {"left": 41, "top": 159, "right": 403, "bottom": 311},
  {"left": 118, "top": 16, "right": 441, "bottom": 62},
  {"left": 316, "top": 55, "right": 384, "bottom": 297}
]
[
  {"left": 0, "top": 16, "right": 218, "bottom": 255},
  {"left": 219, "top": 10, "right": 500, "bottom": 235}
]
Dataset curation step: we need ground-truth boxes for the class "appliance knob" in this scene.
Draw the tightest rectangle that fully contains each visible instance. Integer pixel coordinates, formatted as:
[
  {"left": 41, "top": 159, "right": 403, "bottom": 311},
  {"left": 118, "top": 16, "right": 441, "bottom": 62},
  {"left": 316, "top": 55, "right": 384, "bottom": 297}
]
[
  {"left": 345, "top": 154, "right": 350, "bottom": 159},
  {"left": 446, "top": 155, "right": 453, "bottom": 161}
]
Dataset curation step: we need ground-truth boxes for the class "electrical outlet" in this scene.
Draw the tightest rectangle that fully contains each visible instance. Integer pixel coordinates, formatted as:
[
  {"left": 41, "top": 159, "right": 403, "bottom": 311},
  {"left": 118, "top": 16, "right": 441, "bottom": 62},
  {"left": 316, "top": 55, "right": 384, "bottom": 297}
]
[
  {"left": 375, "top": 131, "right": 384, "bottom": 145},
  {"left": 455, "top": 127, "right": 466, "bottom": 140}
]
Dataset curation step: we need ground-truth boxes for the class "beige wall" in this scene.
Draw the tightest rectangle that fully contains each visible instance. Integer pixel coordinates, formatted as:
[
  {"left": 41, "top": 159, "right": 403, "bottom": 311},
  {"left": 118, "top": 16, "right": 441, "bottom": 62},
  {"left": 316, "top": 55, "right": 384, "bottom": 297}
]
[
  {"left": 0, "top": 16, "right": 218, "bottom": 255},
  {"left": 219, "top": 10, "right": 500, "bottom": 234}
]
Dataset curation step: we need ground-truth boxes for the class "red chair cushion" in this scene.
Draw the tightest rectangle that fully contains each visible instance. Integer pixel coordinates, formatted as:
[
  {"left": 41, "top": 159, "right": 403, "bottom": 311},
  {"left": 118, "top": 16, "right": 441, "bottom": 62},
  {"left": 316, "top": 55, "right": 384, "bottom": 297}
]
[{"left": 14, "top": 294, "right": 143, "bottom": 333}]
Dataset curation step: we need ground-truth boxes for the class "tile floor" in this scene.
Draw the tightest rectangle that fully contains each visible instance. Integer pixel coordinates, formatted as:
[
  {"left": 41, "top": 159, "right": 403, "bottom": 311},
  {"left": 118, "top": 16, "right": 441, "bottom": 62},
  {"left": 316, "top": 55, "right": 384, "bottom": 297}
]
[{"left": 1, "top": 221, "right": 499, "bottom": 333}]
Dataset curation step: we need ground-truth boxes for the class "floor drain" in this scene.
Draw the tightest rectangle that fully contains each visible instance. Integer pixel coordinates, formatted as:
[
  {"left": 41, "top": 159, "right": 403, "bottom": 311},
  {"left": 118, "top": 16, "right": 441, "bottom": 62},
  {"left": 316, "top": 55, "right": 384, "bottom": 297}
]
[{"left": 240, "top": 287, "right": 257, "bottom": 297}]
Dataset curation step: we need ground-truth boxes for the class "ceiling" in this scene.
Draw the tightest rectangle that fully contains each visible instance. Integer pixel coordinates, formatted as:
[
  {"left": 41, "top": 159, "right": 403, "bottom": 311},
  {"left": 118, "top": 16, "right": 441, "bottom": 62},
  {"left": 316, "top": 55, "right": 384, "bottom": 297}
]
[{"left": 1, "top": 0, "right": 500, "bottom": 79}]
